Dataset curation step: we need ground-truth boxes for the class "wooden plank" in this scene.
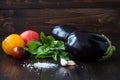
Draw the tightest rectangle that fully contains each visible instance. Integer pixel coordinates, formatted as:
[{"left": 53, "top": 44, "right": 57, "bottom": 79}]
[
  {"left": 12, "top": 9, "right": 120, "bottom": 34},
  {"left": 1, "top": 8, "right": 120, "bottom": 34},
  {"left": 0, "top": 0, "right": 120, "bottom": 9},
  {"left": 0, "top": 1, "right": 120, "bottom": 80}
]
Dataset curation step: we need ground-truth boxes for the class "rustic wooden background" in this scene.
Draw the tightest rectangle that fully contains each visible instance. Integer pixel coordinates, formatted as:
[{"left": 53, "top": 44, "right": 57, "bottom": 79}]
[
  {"left": 0, "top": 0, "right": 120, "bottom": 36},
  {"left": 0, "top": 1, "right": 120, "bottom": 80}
]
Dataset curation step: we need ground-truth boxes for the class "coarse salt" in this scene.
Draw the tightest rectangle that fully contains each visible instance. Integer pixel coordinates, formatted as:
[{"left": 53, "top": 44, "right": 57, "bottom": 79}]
[
  {"left": 33, "top": 62, "right": 58, "bottom": 69},
  {"left": 23, "top": 62, "right": 58, "bottom": 70}
]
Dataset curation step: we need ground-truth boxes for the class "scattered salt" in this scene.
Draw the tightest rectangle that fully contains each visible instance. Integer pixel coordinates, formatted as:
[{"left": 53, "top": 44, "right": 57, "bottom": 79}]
[
  {"left": 22, "top": 62, "right": 58, "bottom": 71},
  {"left": 33, "top": 62, "right": 57, "bottom": 69}
]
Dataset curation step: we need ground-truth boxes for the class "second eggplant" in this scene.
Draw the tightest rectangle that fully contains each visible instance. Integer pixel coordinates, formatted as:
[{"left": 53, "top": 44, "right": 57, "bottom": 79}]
[{"left": 65, "top": 31, "right": 116, "bottom": 61}]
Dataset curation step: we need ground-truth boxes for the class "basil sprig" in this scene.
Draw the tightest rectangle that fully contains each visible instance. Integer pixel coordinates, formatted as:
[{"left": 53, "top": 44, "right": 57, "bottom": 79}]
[{"left": 25, "top": 32, "right": 69, "bottom": 61}]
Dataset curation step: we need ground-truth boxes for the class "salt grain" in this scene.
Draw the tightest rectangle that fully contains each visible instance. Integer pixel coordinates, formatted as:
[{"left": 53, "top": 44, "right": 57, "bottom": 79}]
[
  {"left": 33, "top": 62, "right": 57, "bottom": 69},
  {"left": 23, "top": 62, "right": 58, "bottom": 70}
]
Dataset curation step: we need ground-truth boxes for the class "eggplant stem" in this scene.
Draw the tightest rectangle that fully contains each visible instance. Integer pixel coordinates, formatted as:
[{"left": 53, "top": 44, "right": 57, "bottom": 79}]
[{"left": 99, "top": 34, "right": 116, "bottom": 61}]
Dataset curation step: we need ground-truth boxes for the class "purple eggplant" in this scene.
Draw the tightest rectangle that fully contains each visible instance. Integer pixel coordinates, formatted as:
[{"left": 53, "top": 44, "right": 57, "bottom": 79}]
[
  {"left": 51, "top": 25, "right": 77, "bottom": 41},
  {"left": 65, "top": 31, "right": 116, "bottom": 61}
]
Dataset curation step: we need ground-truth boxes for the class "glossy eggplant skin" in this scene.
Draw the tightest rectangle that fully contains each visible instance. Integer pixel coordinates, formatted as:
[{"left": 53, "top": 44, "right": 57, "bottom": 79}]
[
  {"left": 51, "top": 25, "right": 77, "bottom": 41},
  {"left": 65, "top": 31, "right": 109, "bottom": 61}
]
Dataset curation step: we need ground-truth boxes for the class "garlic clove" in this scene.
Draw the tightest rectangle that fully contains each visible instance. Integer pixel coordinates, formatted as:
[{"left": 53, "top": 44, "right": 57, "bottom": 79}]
[
  {"left": 60, "top": 58, "right": 68, "bottom": 66},
  {"left": 67, "top": 60, "right": 76, "bottom": 66}
]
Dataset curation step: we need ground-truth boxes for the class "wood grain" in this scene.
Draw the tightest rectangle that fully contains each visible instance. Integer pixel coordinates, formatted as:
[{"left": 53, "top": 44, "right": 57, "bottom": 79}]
[
  {"left": 0, "top": 0, "right": 120, "bottom": 9},
  {"left": 0, "top": 0, "right": 120, "bottom": 35},
  {"left": 0, "top": 8, "right": 120, "bottom": 34},
  {"left": 0, "top": 1, "right": 120, "bottom": 80}
]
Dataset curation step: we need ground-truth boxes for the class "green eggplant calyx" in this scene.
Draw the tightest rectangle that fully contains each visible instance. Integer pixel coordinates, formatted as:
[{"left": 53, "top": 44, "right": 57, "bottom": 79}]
[{"left": 99, "top": 34, "right": 116, "bottom": 61}]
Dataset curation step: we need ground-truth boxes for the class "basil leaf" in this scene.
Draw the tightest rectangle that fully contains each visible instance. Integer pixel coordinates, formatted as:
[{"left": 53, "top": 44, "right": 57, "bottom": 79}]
[
  {"left": 24, "top": 48, "right": 37, "bottom": 55},
  {"left": 47, "top": 36, "right": 55, "bottom": 47},
  {"left": 54, "top": 41, "right": 65, "bottom": 50},
  {"left": 52, "top": 51, "right": 59, "bottom": 61},
  {"left": 59, "top": 51, "right": 69, "bottom": 60},
  {"left": 26, "top": 40, "right": 42, "bottom": 50},
  {"left": 40, "top": 32, "right": 55, "bottom": 47},
  {"left": 25, "top": 32, "right": 69, "bottom": 61},
  {"left": 37, "top": 45, "right": 50, "bottom": 54}
]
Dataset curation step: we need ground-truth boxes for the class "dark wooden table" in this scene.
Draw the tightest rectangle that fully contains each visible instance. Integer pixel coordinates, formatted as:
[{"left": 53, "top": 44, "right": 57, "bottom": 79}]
[{"left": 0, "top": 0, "right": 120, "bottom": 80}]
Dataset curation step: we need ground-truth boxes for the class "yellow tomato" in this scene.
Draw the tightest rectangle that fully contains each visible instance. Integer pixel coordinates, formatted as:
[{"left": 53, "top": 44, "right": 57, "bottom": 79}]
[{"left": 2, "top": 34, "right": 25, "bottom": 55}]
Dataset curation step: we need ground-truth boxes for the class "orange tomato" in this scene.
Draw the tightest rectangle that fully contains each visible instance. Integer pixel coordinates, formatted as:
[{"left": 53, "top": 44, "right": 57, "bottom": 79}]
[{"left": 2, "top": 34, "right": 25, "bottom": 55}]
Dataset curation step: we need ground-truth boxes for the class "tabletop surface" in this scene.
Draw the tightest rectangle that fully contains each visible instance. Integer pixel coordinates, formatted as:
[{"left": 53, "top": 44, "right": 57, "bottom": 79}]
[
  {"left": 0, "top": 33, "right": 120, "bottom": 80},
  {"left": 0, "top": 0, "right": 120, "bottom": 80}
]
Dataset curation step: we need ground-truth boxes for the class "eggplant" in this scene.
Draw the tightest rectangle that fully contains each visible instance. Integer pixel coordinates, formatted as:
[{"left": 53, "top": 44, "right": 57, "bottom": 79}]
[
  {"left": 51, "top": 25, "right": 77, "bottom": 41},
  {"left": 65, "top": 31, "right": 116, "bottom": 61}
]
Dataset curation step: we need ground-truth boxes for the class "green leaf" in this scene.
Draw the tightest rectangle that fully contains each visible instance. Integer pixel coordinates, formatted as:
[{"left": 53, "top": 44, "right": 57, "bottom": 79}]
[
  {"left": 24, "top": 48, "right": 37, "bottom": 55},
  {"left": 35, "top": 52, "right": 52, "bottom": 59},
  {"left": 40, "top": 32, "right": 47, "bottom": 43},
  {"left": 60, "top": 51, "right": 68, "bottom": 57},
  {"left": 35, "top": 45, "right": 52, "bottom": 58},
  {"left": 26, "top": 40, "right": 42, "bottom": 50},
  {"left": 59, "top": 51, "right": 69, "bottom": 60},
  {"left": 24, "top": 32, "right": 70, "bottom": 61},
  {"left": 54, "top": 41, "right": 65, "bottom": 50},
  {"left": 40, "top": 32, "right": 55, "bottom": 47},
  {"left": 52, "top": 51, "right": 59, "bottom": 61},
  {"left": 47, "top": 36, "right": 55, "bottom": 47},
  {"left": 37, "top": 45, "right": 50, "bottom": 54}
]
